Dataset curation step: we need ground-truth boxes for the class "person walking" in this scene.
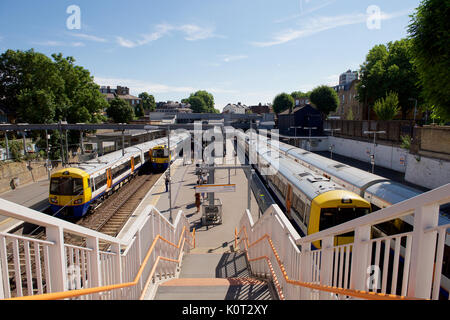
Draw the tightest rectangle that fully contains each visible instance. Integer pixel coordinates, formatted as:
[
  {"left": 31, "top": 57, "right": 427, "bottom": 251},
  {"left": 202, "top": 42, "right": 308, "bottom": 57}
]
[{"left": 165, "top": 174, "right": 170, "bottom": 192}]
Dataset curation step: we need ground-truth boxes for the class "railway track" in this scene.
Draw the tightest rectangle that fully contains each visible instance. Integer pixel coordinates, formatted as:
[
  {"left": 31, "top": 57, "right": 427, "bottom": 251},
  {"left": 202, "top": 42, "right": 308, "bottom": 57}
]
[{"left": 4, "top": 163, "right": 163, "bottom": 297}]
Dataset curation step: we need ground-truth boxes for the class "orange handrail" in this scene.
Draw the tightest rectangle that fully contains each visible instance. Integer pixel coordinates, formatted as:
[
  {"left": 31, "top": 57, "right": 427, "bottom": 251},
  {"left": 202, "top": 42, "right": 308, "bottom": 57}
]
[
  {"left": 8, "top": 226, "right": 194, "bottom": 301},
  {"left": 235, "top": 225, "right": 424, "bottom": 301}
]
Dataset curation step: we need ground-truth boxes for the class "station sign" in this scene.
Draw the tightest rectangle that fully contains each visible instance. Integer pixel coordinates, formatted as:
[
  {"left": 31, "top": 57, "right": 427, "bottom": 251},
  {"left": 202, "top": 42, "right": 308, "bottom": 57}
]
[{"left": 195, "top": 184, "right": 236, "bottom": 193}]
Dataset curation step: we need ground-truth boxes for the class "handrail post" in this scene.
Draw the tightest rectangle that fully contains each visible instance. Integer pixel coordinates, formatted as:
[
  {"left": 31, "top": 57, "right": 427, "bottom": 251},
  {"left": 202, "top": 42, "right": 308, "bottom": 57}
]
[
  {"left": 111, "top": 243, "right": 122, "bottom": 299},
  {"left": 136, "top": 230, "right": 143, "bottom": 291},
  {"left": 408, "top": 203, "right": 439, "bottom": 299},
  {"left": 320, "top": 236, "right": 334, "bottom": 300},
  {"left": 300, "top": 243, "right": 311, "bottom": 299},
  {"left": 86, "top": 237, "right": 101, "bottom": 300},
  {"left": 46, "top": 226, "right": 67, "bottom": 293},
  {"left": 350, "top": 225, "right": 371, "bottom": 292},
  {"left": 0, "top": 250, "right": 5, "bottom": 299}
]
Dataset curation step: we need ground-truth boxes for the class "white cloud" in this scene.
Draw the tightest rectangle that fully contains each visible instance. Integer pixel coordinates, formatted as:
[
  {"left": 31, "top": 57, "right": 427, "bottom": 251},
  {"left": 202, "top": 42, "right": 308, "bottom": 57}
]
[
  {"left": 68, "top": 33, "right": 108, "bottom": 43},
  {"left": 116, "top": 23, "right": 219, "bottom": 48},
  {"left": 274, "top": 0, "right": 336, "bottom": 23},
  {"left": 94, "top": 76, "right": 237, "bottom": 95},
  {"left": 254, "top": 8, "right": 414, "bottom": 47},
  {"left": 32, "top": 40, "right": 85, "bottom": 47},
  {"left": 220, "top": 55, "right": 248, "bottom": 63}
]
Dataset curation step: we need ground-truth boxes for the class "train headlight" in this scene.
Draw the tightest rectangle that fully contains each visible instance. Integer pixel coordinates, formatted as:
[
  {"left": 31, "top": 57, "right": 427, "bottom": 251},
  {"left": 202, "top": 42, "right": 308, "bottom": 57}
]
[
  {"left": 50, "top": 198, "right": 58, "bottom": 204},
  {"left": 74, "top": 199, "right": 83, "bottom": 205},
  {"left": 341, "top": 198, "right": 353, "bottom": 204}
]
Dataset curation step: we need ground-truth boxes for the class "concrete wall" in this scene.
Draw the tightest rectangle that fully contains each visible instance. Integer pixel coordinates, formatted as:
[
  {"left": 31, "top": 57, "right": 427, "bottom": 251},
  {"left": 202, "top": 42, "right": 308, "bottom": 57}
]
[
  {"left": 329, "top": 136, "right": 409, "bottom": 173},
  {"left": 0, "top": 161, "right": 49, "bottom": 194},
  {"left": 0, "top": 156, "right": 79, "bottom": 194},
  {"left": 405, "top": 154, "right": 450, "bottom": 190}
]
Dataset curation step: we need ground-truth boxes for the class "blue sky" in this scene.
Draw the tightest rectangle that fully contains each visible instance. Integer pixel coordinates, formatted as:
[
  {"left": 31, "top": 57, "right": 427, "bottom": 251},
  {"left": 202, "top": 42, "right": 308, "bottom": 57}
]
[{"left": 0, "top": 0, "right": 420, "bottom": 111}]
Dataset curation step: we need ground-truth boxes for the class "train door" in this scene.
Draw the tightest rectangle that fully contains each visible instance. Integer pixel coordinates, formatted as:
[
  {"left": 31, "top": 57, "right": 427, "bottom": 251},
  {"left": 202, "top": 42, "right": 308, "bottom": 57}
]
[
  {"left": 106, "top": 168, "right": 112, "bottom": 189},
  {"left": 131, "top": 157, "right": 135, "bottom": 172},
  {"left": 285, "top": 184, "right": 293, "bottom": 219}
]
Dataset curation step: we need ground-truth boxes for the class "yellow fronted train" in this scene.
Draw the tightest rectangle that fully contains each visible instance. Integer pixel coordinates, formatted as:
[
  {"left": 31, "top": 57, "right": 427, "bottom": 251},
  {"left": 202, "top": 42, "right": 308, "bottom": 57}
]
[
  {"left": 49, "top": 132, "right": 190, "bottom": 218},
  {"left": 237, "top": 130, "right": 371, "bottom": 249}
]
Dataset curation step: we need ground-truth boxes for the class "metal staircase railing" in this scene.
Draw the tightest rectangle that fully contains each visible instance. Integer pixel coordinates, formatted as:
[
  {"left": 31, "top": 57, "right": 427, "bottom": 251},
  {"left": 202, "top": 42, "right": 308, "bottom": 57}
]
[
  {"left": 0, "top": 199, "right": 194, "bottom": 300},
  {"left": 236, "top": 183, "right": 450, "bottom": 300}
]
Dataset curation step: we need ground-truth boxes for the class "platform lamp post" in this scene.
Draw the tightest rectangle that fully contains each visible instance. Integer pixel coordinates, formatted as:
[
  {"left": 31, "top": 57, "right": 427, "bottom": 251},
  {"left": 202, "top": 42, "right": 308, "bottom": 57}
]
[
  {"left": 304, "top": 127, "right": 317, "bottom": 151},
  {"left": 324, "top": 128, "right": 341, "bottom": 160},
  {"left": 4, "top": 130, "right": 9, "bottom": 160},
  {"left": 364, "top": 130, "right": 386, "bottom": 174},
  {"left": 291, "top": 126, "right": 302, "bottom": 147}
]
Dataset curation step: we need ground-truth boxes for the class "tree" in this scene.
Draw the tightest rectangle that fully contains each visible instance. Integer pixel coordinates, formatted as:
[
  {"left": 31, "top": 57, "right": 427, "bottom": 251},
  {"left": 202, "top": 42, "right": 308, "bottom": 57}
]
[
  {"left": 139, "top": 92, "right": 156, "bottom": 111},
  {"left": 183, "top": 90, "right": 216, "bottom": 113},
  {"left": 358, "top": 39, "right": 421, "bottom": 119},
  {"left": 106, "top": 97, "right": 135, "bottom": 123},
  {"left": 188, "top": 96, "right": 208, "bottom": 113},
  {"left": 0, "top": 49, "right": 108, "bottom": 160},
  {"left": 273, "top": 93, "right": 295, "bottom": 114},
  {"left": 309, "top": 85, "right": 339, "bottom": 117},
  {"left": 373, "top": 91, "right": 401, "bottom": 121},
  {"left": 291, "top": 91, "right": 310, "bottom": 100},
  {"left": 0, "top": 49, "right": 107, "bottom": 124},
  {"left": 134, "top": 103, "right": 145, "bottom": 118},
  {"left": 408, "top": 0, "right": 450, "bottom": 122}
]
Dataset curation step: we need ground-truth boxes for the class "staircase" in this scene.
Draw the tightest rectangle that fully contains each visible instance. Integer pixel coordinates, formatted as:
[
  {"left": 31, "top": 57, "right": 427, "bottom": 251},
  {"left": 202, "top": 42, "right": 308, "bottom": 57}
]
[{"left": 154, "top": 252, "right": 276, "bottom": 300}]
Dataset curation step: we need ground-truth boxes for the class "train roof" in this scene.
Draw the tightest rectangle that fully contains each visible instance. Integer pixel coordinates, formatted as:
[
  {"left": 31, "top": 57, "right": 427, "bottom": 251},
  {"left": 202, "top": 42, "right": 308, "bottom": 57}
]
[
  {"left": 255, "top": 139, "right": 366, "bottom": 202},
  {"left": 52, "top": 167, "right": 90, "bottom": 178},
  {"left": 364, "top": 181, "right": 421, "bottom": 206},
  {"left": 267, "top": 139, "right": 389, "bottom": 191},
  {"left": 70, "top": 132, "right": 190, "bottom": 175}
]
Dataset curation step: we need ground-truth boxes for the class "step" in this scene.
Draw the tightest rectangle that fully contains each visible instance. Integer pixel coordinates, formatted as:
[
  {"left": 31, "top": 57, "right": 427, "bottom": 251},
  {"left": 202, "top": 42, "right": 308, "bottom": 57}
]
[
  {"left": 154, "top": 278, "right": 273, "bottom": 300},
  {"left": 180, "top": 252, "right": 250, "bottom": 278}
]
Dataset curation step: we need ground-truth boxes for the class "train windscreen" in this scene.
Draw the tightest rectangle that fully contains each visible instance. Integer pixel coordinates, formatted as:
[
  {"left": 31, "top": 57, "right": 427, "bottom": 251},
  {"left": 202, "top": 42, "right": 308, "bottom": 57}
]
[
  {"left": 320, "top": 207, "right": 370, "bottom": 231},
  {"left": 153, "top": 149, "right": 168, "bottom": 158},
  {"left": 50, "top": 177, "right": 84, "bottom": 196}
]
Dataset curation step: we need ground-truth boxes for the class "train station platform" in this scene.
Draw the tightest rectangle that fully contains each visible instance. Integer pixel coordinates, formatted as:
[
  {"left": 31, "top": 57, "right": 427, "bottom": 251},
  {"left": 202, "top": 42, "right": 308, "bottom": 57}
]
[
  {"left": 119, "top": 157, "right": 261, "bottom": 254},
  {"left": 0, "top": 178, "right": 49, "bottom": 233}
]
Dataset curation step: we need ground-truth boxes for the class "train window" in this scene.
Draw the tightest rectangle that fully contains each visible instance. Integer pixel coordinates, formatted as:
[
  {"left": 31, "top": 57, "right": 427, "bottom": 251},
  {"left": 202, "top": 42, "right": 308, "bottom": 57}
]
[
  {"left": 134, "top": 155, "right": 141, "bottom": 165},
  {"left": 73, "top": 179, "right": 84, "bottom": 195},
  {"left": 319, "top": 207, "right": 370, "bottom": 231},
  {"left": 153, "top": 149, "right": 168, "bottom": 158},
  {"left": 50, "top": 177, "right": 84, "bottom": 196},
  {"left": 292, "top": 194, "right": 306, "bottom": 222},
  {"left": 94, "top": 174, "right": 107, "bottom": 190}
]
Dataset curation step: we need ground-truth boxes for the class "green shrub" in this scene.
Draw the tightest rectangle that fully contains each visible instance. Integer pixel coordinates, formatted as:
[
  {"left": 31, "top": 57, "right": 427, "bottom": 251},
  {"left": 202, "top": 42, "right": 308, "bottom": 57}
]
[{"left": 373, "top": 91, "right": 401, "bottom": 121}]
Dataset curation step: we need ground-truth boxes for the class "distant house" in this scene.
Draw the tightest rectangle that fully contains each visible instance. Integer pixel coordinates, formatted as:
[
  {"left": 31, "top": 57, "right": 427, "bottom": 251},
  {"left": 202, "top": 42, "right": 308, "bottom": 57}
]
[
  {"left": 223, "top": 102, "right": 247, "bottom": 114},
  {"left": 100, "top": 86, "right": 142, "bottom": 107},
  {"left": 331, "top": 80, "right": 364, "bottom": 120},
  {"left": 249, "top": 103, "right": 272, "bottom": 115},
  {"left": 277, "top": 104, "right": 323, "bottom": 136}
]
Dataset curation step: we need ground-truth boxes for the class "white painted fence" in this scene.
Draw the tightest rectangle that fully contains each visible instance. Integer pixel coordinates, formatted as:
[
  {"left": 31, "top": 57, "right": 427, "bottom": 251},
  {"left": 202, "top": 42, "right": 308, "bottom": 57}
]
[
  {"left": 238, "top": 183, "right": 450, "bottom": 300},
  {"left": 0, "top": 199, "right": 193, "bottom": 300}
]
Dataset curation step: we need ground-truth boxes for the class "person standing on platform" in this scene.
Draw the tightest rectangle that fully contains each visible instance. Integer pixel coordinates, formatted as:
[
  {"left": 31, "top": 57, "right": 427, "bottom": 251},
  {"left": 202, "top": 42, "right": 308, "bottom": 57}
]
[
  {"left": 195, "top": 192, "right": 201, "bottom": 213},
  {"left": 165, "top": 174, "right": 170, "bottom": 192}
]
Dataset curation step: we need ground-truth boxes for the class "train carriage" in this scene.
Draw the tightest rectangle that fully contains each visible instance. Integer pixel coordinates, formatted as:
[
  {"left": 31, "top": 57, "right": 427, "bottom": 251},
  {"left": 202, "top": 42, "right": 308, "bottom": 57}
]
[
  {"left": 257, "top": 131, "right": 450, "bottom": 298},
  {"left": 236, "top": 131, "right": 372, "bottom": 249},
  {"left": 49, "top": 132, "right": 190, "bottom": 217}
]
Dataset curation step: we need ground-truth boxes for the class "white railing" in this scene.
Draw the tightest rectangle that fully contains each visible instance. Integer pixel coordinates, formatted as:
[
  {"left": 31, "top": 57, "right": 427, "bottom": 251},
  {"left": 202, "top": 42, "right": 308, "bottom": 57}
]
[
  {"left": 238, "top": 183, "right": 450, "bottom": 300},
  {"left": 0, "top": 199, "right": 193, "bottom": 300}
]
